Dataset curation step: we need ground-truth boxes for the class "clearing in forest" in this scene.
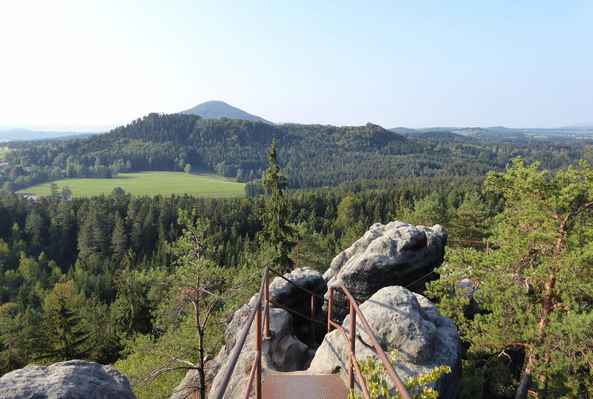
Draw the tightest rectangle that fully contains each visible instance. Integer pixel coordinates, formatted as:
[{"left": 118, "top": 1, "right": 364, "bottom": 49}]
[{"left": 18, "top": 171, "right": 245, "bottom": 198}]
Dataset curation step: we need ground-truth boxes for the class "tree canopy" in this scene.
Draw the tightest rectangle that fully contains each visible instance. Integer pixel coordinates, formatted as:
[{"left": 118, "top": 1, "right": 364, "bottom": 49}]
[{"left": 429, "top": 159, "right": 593, "bottom": 398}]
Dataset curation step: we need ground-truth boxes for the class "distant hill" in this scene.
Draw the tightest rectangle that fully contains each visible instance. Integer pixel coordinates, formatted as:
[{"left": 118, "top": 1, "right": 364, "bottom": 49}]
[
  {"left": 390, "top": 127, "right": 419, "bottom": 135},
  {"left": 450, "top": 127, "right": 528, "bottom": 142},
  {"left": 403, "top": 130, "right": 477, "bottom": 144},
  {"left": 399, "top": 125, "right": 593, "bottom": 141},
  {"left": 9, "top": 114, "right": 480, "bottom": 190},
  {"left": 562, "top": 123, "right": 593, "bottom": 129},
  {"left": 0, "top": 128, "right": 99, "bottom": 143},
  {"left": 181, "top": 100, "right": 271, "bottom": 123},
  {"left": 6, "top": 113, "right": 591, "bottom": 192}
]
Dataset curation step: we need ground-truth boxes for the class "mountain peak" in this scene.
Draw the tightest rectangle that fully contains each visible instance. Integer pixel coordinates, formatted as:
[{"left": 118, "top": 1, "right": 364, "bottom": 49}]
[{"left": 181, "top": 100, "right": 271, "bottom": 123}]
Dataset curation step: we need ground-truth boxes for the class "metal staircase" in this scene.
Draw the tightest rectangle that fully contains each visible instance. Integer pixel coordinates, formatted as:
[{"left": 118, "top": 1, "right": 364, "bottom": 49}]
[
  {"left": 209, "top": 267, "right": 412, "bottom": 399},
  {"left": 262, "top": 371, "right": 347, "bottom": 399}
]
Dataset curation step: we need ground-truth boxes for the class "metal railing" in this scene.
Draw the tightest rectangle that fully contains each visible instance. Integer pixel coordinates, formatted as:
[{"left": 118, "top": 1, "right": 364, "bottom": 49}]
[
  {"left": 328, "top": 284, "right": 412, "bottom": 399},
  {"left": 209, "top": 267, "right": 271, "bottom": 399},
  {"left": 211, "top": 266, "right": 412, "bottom": 399}
]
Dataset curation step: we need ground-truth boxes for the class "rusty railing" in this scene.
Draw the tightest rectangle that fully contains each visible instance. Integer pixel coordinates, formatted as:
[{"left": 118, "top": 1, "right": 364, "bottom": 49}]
[
  {"left": 327, "top": 284, "right": 413, "bottom": 399},
  {"left": 210, "top": 267, "right": 271, "bottom": 399},
  {"left": 211, "top": 266, "right": 412, "bottom": 399}
]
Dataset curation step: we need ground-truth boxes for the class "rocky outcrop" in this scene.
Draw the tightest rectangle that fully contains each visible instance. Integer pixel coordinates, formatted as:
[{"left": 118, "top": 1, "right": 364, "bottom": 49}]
[
  {"left": 324, "top": 221, "right": 447, "bottom": 320},
  {"left": 177, "top": 224, "right": 454, "bottom": 398},
  {"left": 309, "top": 286, "right": 461, "bottom": 399},
  {"left": 202, "top": 268, "right": 325, "bottom": 399},
  {"left": 0, "top": 360, "right": 136, "bottom": 399}
]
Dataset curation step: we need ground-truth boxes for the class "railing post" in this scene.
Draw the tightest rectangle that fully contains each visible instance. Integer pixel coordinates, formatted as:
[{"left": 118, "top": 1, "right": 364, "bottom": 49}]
[
  {"left": 327, "top": 287, "right": 333, "bottom": 332},
  {"left": 310, "top": 294, "right": 315, "bottom": 343},
  {"left": 256, "top": 296, "right": 262, "bottom": 399},
  {"left": 349, "top": 301, "right": 356, "bottom": 391},
  {"left": 264, "top": 269, "right": 271, "bottom": 339}
]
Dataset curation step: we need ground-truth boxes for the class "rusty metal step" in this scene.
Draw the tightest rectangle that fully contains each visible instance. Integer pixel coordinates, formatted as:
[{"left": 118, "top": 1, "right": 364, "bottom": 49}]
[{"left": 262, "top": 373, "right": 348, "bottom": 399}]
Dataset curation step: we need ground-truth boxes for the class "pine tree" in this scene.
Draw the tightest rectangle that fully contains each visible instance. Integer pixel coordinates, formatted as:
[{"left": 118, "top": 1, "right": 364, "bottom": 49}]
[
  {"left": 448, "top": 191, "right": 490, "bottom": 245},
  {"left": 409, "top": 192, "right": 448, "bottom": 226},
  {"left": 429, "top": 159, "right": 593, "bottom": 398}
]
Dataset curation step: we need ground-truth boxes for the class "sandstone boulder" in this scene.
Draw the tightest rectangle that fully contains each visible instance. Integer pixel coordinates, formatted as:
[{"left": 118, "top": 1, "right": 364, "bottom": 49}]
[
  {"left": 309, "top": 286, "right": 460, "bottom": 399},
  {"left": 324, "top": 221, "right": 447, "bottom": 320},
  {"left": 268, "top": 267, "right": 326, "bottom": 310},
  {"left": 0, "top": 360, "right": 136, "bottom": 399}
]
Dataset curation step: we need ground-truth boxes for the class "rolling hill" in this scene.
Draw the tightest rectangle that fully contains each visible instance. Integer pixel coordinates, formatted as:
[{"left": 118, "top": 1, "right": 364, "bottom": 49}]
[{"left": 3, "top": 113, "right": 590, "bottom": 193}]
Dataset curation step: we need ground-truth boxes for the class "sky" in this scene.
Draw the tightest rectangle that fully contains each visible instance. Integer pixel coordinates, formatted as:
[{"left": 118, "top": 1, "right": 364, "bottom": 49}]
[{"left": 0, "top": 1, "right": 592, "bottom": 130}]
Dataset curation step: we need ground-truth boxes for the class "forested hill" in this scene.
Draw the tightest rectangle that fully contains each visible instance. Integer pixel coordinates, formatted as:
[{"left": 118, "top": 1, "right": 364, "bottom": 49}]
[{"left": 1, "top": 113, "right": 589, "bottom": 191}]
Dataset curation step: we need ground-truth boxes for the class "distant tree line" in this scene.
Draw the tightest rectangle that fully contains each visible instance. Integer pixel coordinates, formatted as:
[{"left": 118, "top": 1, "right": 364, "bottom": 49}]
[{"left": 2, "top": 113, "right": 592, "bottom": 192}]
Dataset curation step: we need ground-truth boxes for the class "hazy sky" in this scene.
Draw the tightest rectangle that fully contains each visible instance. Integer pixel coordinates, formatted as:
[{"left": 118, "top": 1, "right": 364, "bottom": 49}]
[{"left": 1, "top": 1, "right": 592, "bottom": 129}]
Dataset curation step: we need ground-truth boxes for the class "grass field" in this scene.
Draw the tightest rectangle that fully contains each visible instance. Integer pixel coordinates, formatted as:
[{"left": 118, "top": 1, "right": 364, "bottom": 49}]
[
  {"left": 19, "top": 172, "right": 245, "bottom": 198},
  {"left": 0, "top": 147, "right": 8, "bottom": 161}
]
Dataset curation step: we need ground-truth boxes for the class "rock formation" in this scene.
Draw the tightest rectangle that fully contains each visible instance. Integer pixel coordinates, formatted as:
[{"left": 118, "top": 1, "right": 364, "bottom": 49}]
[
  {"left": 176, "top": 222, "right": 456, "bottom": 398},
  {"left": 200, "top": 268, "right": 325, "bottom": 399},
  {"left": 324, "top": 221, "right": 447, "bottom": 320},
  {"left": 309, "top": 286, "right": 461, "bottom": 399},
  {"left": 0, "top": 360, "right": 136, "bottom": 399}
]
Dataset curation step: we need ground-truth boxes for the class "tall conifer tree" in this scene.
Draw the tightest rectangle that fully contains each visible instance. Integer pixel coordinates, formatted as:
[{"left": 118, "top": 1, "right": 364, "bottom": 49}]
[{"left": 262, "top": 139, "right": 295, "bottom": 271}]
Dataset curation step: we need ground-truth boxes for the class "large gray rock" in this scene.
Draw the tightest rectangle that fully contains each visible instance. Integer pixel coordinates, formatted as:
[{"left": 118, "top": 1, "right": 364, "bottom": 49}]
[
  {"left": 268, "top": 267, "right": 326, "bottom": 346},
  {"left": 268, "top": 267, "right": 326, "bottom": 310},
  {"left": 324, "top": 221, "right": 447, "bottom": 320},
  {"left": 309, "top": 286, "right": 461, "bottom": 399},
  {"left": 0, "top": 360, "right": 136, "bottom": 399}
]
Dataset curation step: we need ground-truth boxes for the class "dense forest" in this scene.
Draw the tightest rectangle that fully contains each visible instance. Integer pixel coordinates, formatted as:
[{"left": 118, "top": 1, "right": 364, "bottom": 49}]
[
  {"left": 1, "top": 113, "right": 591, "bottom": 192},
  {"left": 1, "top": 122, "right": 592, "bottom": 398},
  {"left": 0, "top": 171, "right": 488, "bottom": 394},
  {"left": 2, "top": 157, "right": 592, "bottom": 398}
]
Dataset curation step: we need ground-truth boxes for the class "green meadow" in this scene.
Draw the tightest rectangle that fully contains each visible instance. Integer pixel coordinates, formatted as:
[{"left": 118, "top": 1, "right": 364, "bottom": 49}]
[
  {"left": 0, "top": 147, "right": 9, "bottom": 161},
  {"left": 19, "top": 171, "right": 245, "bottom": 198}
]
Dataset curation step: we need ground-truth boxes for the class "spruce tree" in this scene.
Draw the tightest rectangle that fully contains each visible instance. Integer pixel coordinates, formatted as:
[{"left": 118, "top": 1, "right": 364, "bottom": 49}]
[
  {"left": 111, "top": 213, "right": 128, "bottom": 263},
  {"left": 262, "top": 139, "right": 295, "bottom": 271},
  {"left": 42, "top": 281, "right": 90, "bottom": 361}
]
